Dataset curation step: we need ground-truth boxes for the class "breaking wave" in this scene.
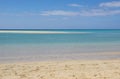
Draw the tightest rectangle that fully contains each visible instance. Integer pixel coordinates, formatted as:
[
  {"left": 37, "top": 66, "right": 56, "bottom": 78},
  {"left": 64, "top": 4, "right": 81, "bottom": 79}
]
[{"left": 0, "top": 30, "right": 92, "bottom": 34}]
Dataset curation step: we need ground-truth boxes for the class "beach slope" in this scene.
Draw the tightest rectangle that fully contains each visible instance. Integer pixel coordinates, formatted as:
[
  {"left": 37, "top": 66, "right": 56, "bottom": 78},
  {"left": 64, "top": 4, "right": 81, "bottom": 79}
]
[{"left": 0, "top": 60, "right": 120, "bottom": 79}]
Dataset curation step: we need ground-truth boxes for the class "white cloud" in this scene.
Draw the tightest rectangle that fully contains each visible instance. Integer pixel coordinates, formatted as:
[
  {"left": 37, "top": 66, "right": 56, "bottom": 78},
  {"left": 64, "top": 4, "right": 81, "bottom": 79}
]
[
  {"left": 68, "top": 4, "right": 82, "bottom": 7},
  {"left": 100, "top": 1, "right": 120, "bottom": 7},
  {"left": 40, "top": 9, "right": 120, "bottom": 17},
  {"left": 80, "top": 9, "right": 120, "bottom": 16},
  {"left": 1, "top": 10, "right": 120, "bottom": 17},
  {"left": 40, "top": 10, "right": 79, "bottom": 16},
  {"left": 39, "top": 1, "right": 120, "bottom": 17}
]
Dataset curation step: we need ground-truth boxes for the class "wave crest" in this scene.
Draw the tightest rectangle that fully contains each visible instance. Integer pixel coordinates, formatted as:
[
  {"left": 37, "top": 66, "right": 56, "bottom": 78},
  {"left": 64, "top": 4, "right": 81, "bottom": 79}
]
[{"left": 0, "top": 30, "right": 92, "bottom": 34}]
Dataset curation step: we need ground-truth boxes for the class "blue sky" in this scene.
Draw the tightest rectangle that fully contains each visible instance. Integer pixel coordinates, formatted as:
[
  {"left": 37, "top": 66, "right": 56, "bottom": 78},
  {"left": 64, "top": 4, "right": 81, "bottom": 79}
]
[{"left": 0, "top": 0, "right": 120, "bottom": 29}]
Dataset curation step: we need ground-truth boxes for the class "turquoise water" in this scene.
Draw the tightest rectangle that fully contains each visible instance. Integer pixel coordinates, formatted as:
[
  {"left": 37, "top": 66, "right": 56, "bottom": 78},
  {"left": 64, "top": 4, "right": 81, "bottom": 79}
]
[
  {"left": 0, "top": 29, "right": 120, "bottom": 62},
  {"left": 0, "top": 29, "right": 120, "bottom": 44}
]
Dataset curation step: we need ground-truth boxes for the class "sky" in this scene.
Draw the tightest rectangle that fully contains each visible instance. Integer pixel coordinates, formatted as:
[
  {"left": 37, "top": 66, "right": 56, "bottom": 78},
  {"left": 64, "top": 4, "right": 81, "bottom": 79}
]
[{"left": 0, "top": 0, "right": 120, "bottom": 29}]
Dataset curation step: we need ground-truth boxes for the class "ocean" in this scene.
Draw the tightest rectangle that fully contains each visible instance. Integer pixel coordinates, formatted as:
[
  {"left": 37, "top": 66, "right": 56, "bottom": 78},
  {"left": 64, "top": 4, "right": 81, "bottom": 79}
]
[{"left": 0, "top": 29, "right": 120, "bottom": 62}]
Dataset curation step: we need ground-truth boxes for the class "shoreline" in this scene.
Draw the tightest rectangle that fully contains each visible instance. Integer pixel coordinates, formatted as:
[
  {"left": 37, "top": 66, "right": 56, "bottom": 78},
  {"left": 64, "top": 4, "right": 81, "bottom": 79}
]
[
  {"left": 0, "top": 52, "right": 120, "bottom": 64},
  {"left": 0, "top": 58, "right": 120, "bottom": 65}
]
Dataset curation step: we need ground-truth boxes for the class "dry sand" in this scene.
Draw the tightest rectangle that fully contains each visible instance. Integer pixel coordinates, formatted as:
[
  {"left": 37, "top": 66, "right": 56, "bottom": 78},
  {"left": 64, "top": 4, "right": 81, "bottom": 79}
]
[{"left": 0, "top": 60, "right": 120, "bottom": 79}]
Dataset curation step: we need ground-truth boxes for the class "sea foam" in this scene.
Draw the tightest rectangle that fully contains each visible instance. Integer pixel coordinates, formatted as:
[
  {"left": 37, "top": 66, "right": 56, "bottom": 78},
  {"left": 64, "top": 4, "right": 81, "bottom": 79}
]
[{"left": 0, "top": 30, "right": 92, "bottom": 34}]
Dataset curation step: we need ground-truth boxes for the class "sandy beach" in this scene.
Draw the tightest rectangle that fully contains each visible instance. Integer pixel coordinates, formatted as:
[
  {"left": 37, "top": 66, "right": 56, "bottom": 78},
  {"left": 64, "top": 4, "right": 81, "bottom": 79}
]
[{"left": 0, "top": 60, "right": 120, "bottom": 79}]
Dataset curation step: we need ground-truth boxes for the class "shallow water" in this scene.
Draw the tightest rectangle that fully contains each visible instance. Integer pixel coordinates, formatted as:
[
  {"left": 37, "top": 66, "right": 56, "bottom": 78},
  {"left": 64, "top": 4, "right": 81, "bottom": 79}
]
[{"left": 0, "top": 29, "right": 120, "bottom": 62}]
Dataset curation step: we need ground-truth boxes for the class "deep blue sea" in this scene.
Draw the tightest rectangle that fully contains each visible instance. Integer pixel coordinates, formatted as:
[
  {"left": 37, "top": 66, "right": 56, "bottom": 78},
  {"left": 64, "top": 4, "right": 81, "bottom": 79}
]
[{"left": 0, "top": 29, "right": 120, "bottom": 62}]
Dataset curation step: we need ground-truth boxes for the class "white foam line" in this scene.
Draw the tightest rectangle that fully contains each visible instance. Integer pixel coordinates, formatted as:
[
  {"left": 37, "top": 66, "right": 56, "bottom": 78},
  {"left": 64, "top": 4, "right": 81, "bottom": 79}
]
[{"left": 0, "top": 30, "right": 92, "bottom": 34}]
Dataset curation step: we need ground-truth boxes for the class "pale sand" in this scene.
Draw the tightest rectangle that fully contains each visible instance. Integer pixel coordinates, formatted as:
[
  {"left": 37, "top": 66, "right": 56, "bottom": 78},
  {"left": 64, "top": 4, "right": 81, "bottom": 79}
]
[{"left": 0, "top": 60, "right": 120, "bottom": 79}]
